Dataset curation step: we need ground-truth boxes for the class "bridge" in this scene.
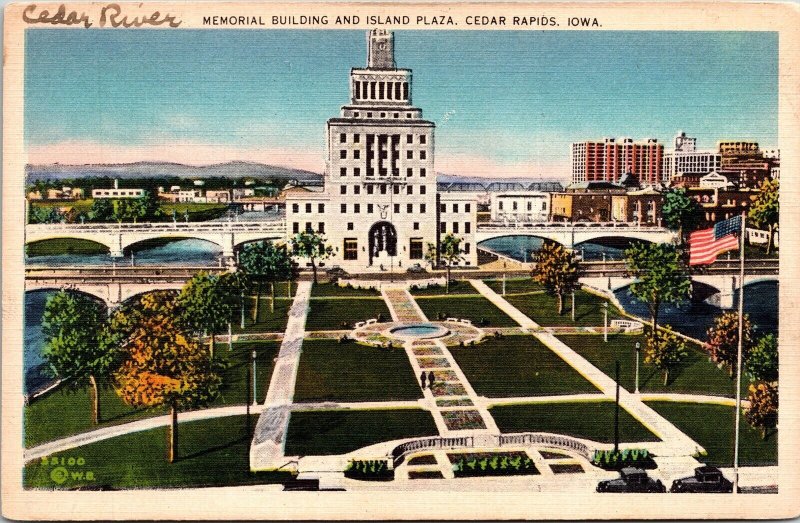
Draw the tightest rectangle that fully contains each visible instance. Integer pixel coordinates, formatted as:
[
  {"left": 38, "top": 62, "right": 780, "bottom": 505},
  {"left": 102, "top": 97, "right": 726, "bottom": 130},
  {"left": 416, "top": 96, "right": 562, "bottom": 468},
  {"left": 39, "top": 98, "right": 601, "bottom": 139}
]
[
  {"left": 25, "top": 221, "right": 286, "bottom": 259},
  {"left": 475, "top": 221, "right": 677, "bottom": 247},
  {"left": 24, "top": 266, "right": 229, "bottom": 306}
]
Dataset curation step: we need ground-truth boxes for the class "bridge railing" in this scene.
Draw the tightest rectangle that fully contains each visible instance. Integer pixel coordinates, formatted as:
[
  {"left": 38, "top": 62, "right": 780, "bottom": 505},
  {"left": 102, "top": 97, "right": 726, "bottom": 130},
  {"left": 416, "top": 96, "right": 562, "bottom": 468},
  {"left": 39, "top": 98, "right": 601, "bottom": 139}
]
[
  {"left": 495, "top": 432, "right": 596, "bottom": 460},
  {"left": 389, "top": 436, "right": 475, "bottom": 467},
  {"left": 26, "top": 220, "right": 286, "bottom": 233},
  {"left": 477, "top": 221, "right": 665, "bottom": 232}
]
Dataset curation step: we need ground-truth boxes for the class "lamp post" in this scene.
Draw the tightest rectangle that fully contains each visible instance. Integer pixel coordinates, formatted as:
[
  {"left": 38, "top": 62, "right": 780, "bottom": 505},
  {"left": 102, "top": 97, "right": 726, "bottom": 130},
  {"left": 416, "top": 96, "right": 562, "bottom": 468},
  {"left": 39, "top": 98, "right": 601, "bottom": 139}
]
[
  {"left": 502, "top": 272, "right": 506, "bottom": 296},
  {"left": 603, "top": 302, "right": 608, "bottom": 342},
  {"left": 614, "top": 360, "right": 620, "bottom": 455},
  {"left": 240, "top": 289, "right": 246, "bottom": 329},
  {"left": 245, "top": 349, "right": 251, "bottom": 437},
  {"left": 634, "top": 341, "right": 641, "bottom": 394},
  {"left": 251, "top": 349, "right": 258, "bottom": 405},
  {"left": 228, "top": 322, "right": 233, "bottom": 352},
  {"left": 571, "top": 290, "right": 576, "bottom": 322}
]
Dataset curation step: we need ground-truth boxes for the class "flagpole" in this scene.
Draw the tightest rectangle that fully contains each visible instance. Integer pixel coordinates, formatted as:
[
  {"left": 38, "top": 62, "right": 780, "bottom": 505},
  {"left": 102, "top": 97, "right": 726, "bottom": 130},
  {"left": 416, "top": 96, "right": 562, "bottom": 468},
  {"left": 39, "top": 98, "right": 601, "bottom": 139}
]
[{"left": 733, "top": 210, "right": 746, "bottom": 494}]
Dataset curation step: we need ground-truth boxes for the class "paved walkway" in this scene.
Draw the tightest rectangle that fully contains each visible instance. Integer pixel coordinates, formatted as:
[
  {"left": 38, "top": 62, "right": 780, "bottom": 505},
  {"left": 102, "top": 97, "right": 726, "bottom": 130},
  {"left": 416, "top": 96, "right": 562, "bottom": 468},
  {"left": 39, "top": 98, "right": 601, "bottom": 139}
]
[
  {"left": 469, "top": 280, "right": 702, "bottom": 458},
  {"left": 250, "top": 280, "right": 312, "bottom": 469}
]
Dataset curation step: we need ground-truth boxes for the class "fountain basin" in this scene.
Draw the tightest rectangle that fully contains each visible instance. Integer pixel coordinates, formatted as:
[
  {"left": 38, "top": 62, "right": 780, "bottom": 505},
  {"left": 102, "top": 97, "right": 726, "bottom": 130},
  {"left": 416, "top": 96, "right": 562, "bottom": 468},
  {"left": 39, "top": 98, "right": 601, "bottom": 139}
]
[{"left": 389, "top": 323, "right": 449, "bottom": 340}]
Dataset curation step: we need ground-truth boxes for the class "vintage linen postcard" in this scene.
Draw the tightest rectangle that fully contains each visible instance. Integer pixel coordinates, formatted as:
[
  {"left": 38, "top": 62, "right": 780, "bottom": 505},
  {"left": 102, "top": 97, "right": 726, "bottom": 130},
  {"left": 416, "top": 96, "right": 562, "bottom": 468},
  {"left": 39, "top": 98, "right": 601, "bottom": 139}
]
[{"left": 2, "top": 1, "right": 799, "bottom": 519}]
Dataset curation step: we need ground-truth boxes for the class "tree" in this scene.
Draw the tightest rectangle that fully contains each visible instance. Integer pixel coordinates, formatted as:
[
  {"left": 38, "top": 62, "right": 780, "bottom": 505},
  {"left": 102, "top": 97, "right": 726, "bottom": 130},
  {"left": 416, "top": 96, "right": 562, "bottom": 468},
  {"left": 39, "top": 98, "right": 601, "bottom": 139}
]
[
  {"left": 644, "top": 327, "right": 688, "bottom": 386},
  {"left": 744, "top": 382, "right": 778, "bottom": 439},
  {"left": 662, "top": 188, "right": 700, "bottom": 245},
  {"left": 114, "top": 292, "right": 222, "bottom": 463},
  {"left": 624, "top": 242, "right": 691, "bottom": 340},
  {"left": 748, "top": 178, "right": 779, "bottom": 254},
  {"left": 88, "top": 198, "right": 114, "bottom": 222},
  {"left": 175, "top": 272, "right": 232, "bottom": 358},
  {"left": 239, "top": 241, "right": 296, "bottom": 319},
  {"left": 41, "top": 291, "right": 114, "bottom": 425},
  {"left": 705, "top": 312, "right": 753, "bottom": 378},
  {"left": 530, "top": 240, "right": 581, "bottom": 315},
  {"left": 290, "top": 231, "right": 332, "bottom": 284},
  {"left": 425, "top": 234, "right": 464, "bottom": 294},
  {"left": 745, "top": 333, "right": 777, "bottom": 383}
]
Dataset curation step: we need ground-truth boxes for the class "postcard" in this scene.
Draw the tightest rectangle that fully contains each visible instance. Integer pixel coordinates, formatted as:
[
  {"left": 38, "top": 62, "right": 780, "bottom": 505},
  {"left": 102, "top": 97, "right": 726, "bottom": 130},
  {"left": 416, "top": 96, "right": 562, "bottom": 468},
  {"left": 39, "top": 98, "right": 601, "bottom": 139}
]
[{"left": 2, "top": 1, "right": 799, "bottom": 519}]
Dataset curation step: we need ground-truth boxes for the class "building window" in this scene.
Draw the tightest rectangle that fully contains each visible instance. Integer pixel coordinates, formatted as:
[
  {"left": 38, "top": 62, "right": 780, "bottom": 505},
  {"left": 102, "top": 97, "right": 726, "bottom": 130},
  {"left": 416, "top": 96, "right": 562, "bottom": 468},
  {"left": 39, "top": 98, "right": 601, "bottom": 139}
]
[
  {"left": 465, "top": 203, "right": 470, "bottom": 212},
  {"left": 368, "top": 203, "right": 374, "bottom": 213},
  {"left": 453, "top": 204, "right": 459, "bottom": 213},
  {"left": 407, "top": 150, "right": 413, "bottom": 159},
  {"left": 354, "top": 203, "right": 360, "bottom": 213},
  {"left": 354, "top": 167, "right": 361, "bottom": 177},
  {"left": 440, "top": 204, "right": 446, "bottom": 213},
  {"left": 354, "top": 150, "right": 360, "bottom": 160},
  {"left": 318, "top": 222, "right": 325, "bottom": 234},
  {"left": 420, "top": 204, "right": 426, "bottom": 213},
  {"left": 453, "top": 222, "right": 459, "bottom": 233},
  {"left": 464, "top": 243, "right": 470, "bottom": 254},
  {"left": 512, "top": 202, "right": 518, "bottom": 211},
  {"left": 306, "top": 203, "right": 312, "bottom": 213},
  {"left": 440, "top": 222, "right": 446, "bottom": 233},
  {"left": 367, "top": 184, "right": 373, "bottom": 194},
  {"left": 341, "top": 203, "right": 346, "bottom": 213},
  {"left": 292, "top": 222, "right": 299, "bottom": 233},
  {"left": 413, "top": 222, "right": 420, "bottom": 230},
  {"left": 394, "top": 203, "right": 400, "bottom": 213},
  {"left": 347, "top": 222, "right": 354, "bottom": 230},
  {"left": 380, "top": 185, "right": 387, "bottom": 195},
  {"left": 318, "top": 203, "right": 325, "bottom": 213},
  {"left": 407, "top": 203, "right": 413, "bottom": 213},
  {"left": 407, "top": 186, "right": 413, "bottom": 195},
  {"left": 527, "top": 202, "right": 532, "bottom": 211},
  {"left": 292, "top": 203, "right": 299, "bottom": 213},
  {"left": 340, "top": 133, "right": 346, "bottom": 143},
  {"left": 407, "top": 168, "right": 413, "bottom": 177},
  {"left": 354, "top": 185, "right": 360, "bottom": 195},
  {"left": 394, "top": 185, "right": 400, "bottom": 195},
  {"left": 354, "top": 134, "right": 360, "bottom": 143},
  {"left": 410, "top": 238, "right": 423, "bottom": 260},
  {"left": 420, "top": 168, "right": 426, "bottom": 177},
  {"left": 465, "top": 222, "right": 471, "bottom": 233},
  {"left": 340, "top": 167, "right": 347, "bottom": 176},
  {"left": 340, "top": 150, "right": 347, "bottom": 159},
  {"left": 420, "top": 135, "right": 427, "bottom": 144},
  {"left": 341, "top": 185, "right": 347, "bottom": 195},
  {"left": 305, "top": 222, "right": 313, "bottom": 233},
  {"left": 499, "top": 201, "right": 504, "bottom": 210},
  {"left": 344, "top": 239, "right": 358, "bottom": 260},
  {"left": 407, "top": 134, "right": 413, "bottom": 143},
  {"left": 420, "top": 151, "right": 427, "bottom": 160},
  {"left": 420, "top": 186, "right": 426, "bottom": 195}
]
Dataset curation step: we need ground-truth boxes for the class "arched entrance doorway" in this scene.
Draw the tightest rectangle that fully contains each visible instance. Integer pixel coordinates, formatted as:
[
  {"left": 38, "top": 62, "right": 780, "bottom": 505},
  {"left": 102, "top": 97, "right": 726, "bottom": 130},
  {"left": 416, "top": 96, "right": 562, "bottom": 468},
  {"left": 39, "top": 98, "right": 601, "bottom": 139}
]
[{"left": 368, "top": 221, "right": 397, "bottom": 266}]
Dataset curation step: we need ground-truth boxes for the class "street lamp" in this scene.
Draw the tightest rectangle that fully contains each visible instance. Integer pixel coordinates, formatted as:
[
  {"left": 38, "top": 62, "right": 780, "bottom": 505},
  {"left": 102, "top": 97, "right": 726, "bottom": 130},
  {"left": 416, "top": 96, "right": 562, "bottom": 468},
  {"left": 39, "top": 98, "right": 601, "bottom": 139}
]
[
  {"left": 603, "top": 302, "right": 608, "bottom": 342},
  {"left": 252, "top": 349, "right": 258, "bottom": 405},
  {"left": 571, "top": 290, "right": 576, "bottom": 322},
  {"left": 634, "top": 341, "right": 641, "bottom": 394}
]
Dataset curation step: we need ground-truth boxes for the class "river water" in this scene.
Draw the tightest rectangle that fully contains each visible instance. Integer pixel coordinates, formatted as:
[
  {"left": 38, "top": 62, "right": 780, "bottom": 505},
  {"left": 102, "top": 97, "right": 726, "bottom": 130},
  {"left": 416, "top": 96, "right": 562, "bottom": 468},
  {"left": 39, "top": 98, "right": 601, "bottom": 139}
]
[{"left": 25, "top": 238, "right": 224, "bottom": 267}]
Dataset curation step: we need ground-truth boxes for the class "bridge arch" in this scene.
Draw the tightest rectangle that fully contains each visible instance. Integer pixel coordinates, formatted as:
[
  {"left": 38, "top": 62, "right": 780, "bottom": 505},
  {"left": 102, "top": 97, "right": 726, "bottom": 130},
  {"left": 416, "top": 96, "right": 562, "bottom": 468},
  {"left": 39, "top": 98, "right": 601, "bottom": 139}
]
[
  {"left": 25, "top": 236, "right": 113, "bottom": 255},
  {"left": 120, "top": 235, "right": 225, "bottom": 254},
  {"left": 25, "top": 287, "right": 110, "bottom": 309}
]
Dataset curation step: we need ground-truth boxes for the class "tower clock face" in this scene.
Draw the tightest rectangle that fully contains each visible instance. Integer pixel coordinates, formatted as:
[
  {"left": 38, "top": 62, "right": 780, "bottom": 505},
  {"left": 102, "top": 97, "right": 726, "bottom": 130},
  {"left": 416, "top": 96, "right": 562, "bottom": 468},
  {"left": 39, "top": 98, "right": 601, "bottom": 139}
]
[{"left": 378, "top": 42, "right": 386, "bottom": 50}]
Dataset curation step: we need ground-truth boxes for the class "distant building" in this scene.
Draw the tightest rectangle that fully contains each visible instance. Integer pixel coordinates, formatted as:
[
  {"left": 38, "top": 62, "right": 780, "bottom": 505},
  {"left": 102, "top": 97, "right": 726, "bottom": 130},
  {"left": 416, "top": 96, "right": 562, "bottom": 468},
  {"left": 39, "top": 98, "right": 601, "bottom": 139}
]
[
  {"left": 42, "top": 186, "right": 84, "bottom": 200},
  {"left": 92, "top": 179, "right": 144, "bottom": 199},
  {"left": 232, "top": 188, "right": 257, "bottom": 200},
  {"left": 205, "top": 190, "right": 231, "bottom": 203},
  {"left": 610, "top": 188, "right": 663, "bottom": 226},
  {"left": 662, "top": 132, "right": 721, "bottom": 182},
  {"left": 571, "top": 137, "right": 663, "bottom": 186},
  {"left": 687, "top": 187, "right": 759, "bottom": 227},
  {"left": 490, "top": 191, "right": 550, "bottom": 223},
  {"left": 698, "top": 172, "right": 734, "bottom": 189}
]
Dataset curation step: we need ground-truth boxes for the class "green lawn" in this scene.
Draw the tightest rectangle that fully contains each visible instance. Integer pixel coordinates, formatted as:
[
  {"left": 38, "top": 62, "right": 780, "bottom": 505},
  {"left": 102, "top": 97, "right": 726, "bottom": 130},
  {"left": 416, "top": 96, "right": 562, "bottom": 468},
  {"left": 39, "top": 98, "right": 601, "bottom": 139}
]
[
  {"left": 450, "top": 335, "right": 599, "bottom": 397},
  {"left": 490, "top": 401, "right": 660, "bottom": 443},
  {"left": 311, "top": 282, "right": 380, "bottom": 297},
  {"left": 294, "top": 340, "right": 422, "bottom": 402},
  {"left": 232, "top": 297, "right": 291, "bottom": 334},
  {"left": 24, "top": 415, "right": 293, "bottom": 489},
  {"left": 26, "top": 238, "right": 109, "bottom": 257},
  {"left": 160, "top": 202, "right": 229, "bottom": 222},
  {"left": 414, "top": 296, "right": 518, "bottom": 327},
  {"left": 557, "top": 334, "right": 745, "bottom": 397},
  {"left": 284, "top": 409, "right": 438, "bottom": 456},
  {"left": 483, "top": 278, "right": 544, "bottom": 296},
  {"left": 25, "top": 342, "right": 279, "bottom": 448},
  {"left": 409, "top": 280, "right": 479, "bottom": 296},
  {"left": 647, "top": 401, "right": 777, "bottom": 466},
  {"left": 306, "top": 298, "right": 391, "bottom": 331},
  {"left": 30, "top": 199, "right": 94, "bottom": 213},
  {"left": 505, "top": 289, "right": 623, "bottom": 327}
]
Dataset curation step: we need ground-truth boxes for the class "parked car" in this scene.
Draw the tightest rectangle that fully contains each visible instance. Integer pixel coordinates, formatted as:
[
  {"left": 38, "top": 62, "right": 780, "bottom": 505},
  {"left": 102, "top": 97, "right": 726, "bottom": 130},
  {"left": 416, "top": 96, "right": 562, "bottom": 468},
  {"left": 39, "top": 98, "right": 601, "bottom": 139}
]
[
  {"left": 406, "top": 263, "right": 427, "bottom": 274},
  {"left": 325, "top": 265, "right": 348, "bottom": 281},
  {"left": 596, "top": 467, "right": 666, "bottom": 493},
  {"left": 670, "top": 466, "right": 733, "bottom": 493}
]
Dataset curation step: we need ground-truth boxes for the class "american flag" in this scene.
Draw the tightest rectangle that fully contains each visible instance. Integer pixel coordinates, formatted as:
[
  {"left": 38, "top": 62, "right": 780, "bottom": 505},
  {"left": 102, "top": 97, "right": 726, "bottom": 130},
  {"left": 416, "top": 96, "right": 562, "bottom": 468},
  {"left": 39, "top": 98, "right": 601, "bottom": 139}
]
[{"left": 689, "top": 215, "right": 742, "bottom": 266}]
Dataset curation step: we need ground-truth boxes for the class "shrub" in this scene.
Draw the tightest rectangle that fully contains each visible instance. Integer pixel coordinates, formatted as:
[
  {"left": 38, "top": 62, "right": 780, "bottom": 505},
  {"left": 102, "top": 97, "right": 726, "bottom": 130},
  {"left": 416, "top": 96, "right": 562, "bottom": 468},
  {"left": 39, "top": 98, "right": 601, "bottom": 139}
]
[
  {"left": 344, "top": 459, "right": 393, "bottom": 481},
  {"left": 591, "top": 449, "right": 656, "bottom": 471},
  {"left": 449, "top": 452, "right": 539, "bottom": 478}
]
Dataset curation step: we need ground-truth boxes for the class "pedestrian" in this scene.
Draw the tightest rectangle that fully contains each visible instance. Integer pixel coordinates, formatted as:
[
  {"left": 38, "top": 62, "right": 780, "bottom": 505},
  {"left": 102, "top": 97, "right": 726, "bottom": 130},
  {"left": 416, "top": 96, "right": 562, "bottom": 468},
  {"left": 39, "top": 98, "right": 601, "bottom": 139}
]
[
  {"left": 420, "top": 371, "right": 427, "bottom": 389},
  {"left": 428, "top": 370, "right": 435, "bottom": 388}
]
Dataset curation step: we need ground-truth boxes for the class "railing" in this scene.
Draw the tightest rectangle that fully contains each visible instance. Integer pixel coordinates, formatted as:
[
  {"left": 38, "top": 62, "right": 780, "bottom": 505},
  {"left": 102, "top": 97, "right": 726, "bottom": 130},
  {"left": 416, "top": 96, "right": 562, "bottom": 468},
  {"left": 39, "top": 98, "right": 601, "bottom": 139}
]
[
  {"left": 26, "top": 220, "right": 286, "bottom": 233},
  {"left": 496, "top": 432, "right": 595, "bottom": 460},
  {"left": 477, "top": 221, "right": 669, "bottom": 233},
  {"left": 390, "top": 436, "right": 475, "bottom": 467},
  {"left": 610, "top": 319, "right": 644, "bottom": 333}
]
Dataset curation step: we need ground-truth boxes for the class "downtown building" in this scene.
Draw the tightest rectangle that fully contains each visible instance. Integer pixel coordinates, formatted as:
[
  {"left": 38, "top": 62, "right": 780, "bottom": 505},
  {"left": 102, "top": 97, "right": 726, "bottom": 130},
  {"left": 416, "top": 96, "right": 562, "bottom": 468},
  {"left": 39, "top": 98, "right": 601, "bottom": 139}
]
[
  {"left": 285, "top": 30, "right": 477, "bottom": 272},
  {"left": 571, "top": 137, "right": 663, "bottom": 186},
  {"left": 661, "top": 131, "right": 721, "bottom": 183}
]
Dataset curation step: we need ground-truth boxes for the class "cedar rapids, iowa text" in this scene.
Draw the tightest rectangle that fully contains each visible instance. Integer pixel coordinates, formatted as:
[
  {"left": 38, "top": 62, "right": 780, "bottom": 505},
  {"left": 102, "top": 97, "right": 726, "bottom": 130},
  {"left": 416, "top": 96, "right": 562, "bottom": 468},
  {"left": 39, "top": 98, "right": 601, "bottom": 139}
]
[{"left": 200, "top": 14, "right": 600, "bottom": 27}]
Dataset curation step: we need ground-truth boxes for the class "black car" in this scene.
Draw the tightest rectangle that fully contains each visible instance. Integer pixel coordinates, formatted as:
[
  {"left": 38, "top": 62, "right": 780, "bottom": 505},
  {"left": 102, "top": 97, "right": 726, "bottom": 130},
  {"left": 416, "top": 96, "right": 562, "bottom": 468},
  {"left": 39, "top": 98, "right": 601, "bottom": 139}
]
[
  {"left": 596, "top": 467, "right": 666, "bottom": 493},
  {"left": 670, "top": 466, "right": 733, "bottom": 493},
  {"left": 406, "top": 263, "right": 427, "bottom": 274}
]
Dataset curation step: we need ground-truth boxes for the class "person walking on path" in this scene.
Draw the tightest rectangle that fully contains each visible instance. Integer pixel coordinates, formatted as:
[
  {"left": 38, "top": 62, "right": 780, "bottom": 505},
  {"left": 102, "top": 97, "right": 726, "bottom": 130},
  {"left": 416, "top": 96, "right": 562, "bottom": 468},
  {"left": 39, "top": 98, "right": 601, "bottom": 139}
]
[
  {"left": 428, "top": 371, "right": 435, "bottom": 389},
  {"left": 420, "top": 371, "right": 427, "bottom": 389}
]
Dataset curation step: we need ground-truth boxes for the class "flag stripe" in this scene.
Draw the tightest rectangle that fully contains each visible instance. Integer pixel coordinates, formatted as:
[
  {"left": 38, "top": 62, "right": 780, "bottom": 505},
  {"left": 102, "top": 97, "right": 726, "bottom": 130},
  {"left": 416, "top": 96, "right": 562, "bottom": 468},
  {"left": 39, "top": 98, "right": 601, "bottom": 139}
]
[{"left": 689, "top": 215, "right": 742, "bottom": 266}]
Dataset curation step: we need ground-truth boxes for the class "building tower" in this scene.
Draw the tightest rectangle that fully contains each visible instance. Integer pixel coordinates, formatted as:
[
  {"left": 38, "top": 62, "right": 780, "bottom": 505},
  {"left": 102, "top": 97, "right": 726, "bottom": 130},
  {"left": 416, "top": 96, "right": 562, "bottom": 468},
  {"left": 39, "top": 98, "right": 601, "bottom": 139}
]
[{"left": 286, "top": 30, "right": 481, "bottom": 272}]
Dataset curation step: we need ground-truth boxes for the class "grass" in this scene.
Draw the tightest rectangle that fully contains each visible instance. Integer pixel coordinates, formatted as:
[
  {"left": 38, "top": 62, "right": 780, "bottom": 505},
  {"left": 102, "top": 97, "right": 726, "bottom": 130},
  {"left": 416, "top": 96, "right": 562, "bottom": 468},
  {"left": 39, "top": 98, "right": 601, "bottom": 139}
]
[
  {"left": 449, "top": 335, "right": 599, "bottom": 397},
  {"left": 284, "top": 409, "right": 438, "bottom": 456},
  {"left": 311, "top": 282, "right": 380, "bottom": 297},
  {"left": 557, "top": 334, "right": 746, "bottom": 397},
  {"left": 24, "top": 415, "right": 294, "bottom": 489},
  {"left": 505, "top": 288, "right": 623, "bottom": 327},
  {"left": 293, "top": 340, "right": 422, "bottom": 402},
  {"left": 30, "top": 199, "right": 94, "bottom": 213},
  {"left": 414, "top": 296, "right": 518, "bottom": 327},
  {"left": 306, "top": 298, "right": 391, "bottom": 331},
  {"left": 490, "top": 401, "right": 660, "bottom": 444},
  {"left": 647, "top": 401, "right": 777, "bottom": 467},
  {"left": 483, "top": 278, "right": 544, "bottom": 295},
  {"left": 26, "top": 238, "right": 109, "bottom": 257},
  {"left": 24, "top": 342, "right": 279, "bottom": 448},
  {"left": 409, "top": 281, "right": 479, "bottom": 296},
  {"left": 232, "top": 297, "right": 291, "bottom": 334},
  {"left": 29, "top": 201, "right": 229, "bottom": 223}
]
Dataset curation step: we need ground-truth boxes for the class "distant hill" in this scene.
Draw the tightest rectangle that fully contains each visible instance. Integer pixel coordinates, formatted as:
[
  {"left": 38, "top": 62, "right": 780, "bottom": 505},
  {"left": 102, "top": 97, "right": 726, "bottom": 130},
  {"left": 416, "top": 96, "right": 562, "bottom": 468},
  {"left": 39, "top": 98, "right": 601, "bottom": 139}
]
[{"left": 25, "top": 161, "right": 323, "bottom": 183}]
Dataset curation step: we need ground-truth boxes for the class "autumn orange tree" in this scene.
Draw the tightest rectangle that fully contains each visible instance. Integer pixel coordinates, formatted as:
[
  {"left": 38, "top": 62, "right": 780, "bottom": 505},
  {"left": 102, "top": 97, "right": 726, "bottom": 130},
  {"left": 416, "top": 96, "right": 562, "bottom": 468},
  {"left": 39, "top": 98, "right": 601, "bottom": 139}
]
[
  {"left": 744, "top": 382, "right": 778, "bottom": 440},
  {"left": 705, "top": 312, "right": 753, "bottom": 378},
  {"left": 531, "top": 240, "right": 581, "bottom": 315},
  {"left": 114, "top": 291, "right": 222, "bottom": 463}
]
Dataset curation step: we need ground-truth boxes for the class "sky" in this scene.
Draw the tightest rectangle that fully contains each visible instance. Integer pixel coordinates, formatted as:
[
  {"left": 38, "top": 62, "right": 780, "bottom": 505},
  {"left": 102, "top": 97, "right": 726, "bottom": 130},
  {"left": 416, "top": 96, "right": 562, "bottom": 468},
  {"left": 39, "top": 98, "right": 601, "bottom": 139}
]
[{"left": 25, "top": 30, "right": 778, "bottom": 179}]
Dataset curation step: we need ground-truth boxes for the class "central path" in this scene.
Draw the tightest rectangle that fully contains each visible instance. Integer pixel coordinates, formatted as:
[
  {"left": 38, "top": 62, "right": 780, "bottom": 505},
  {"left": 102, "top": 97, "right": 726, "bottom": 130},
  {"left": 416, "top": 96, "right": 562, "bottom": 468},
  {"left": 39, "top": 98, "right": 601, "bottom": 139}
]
[
  {"left": 469, "top": 280, "right": 702, "bottom": 458},
  {"left": 250, "top": 280, "right": 312, "bottom": 470},
  {"left": 381, "top": 287, "right": 499, "bottom": 439}
]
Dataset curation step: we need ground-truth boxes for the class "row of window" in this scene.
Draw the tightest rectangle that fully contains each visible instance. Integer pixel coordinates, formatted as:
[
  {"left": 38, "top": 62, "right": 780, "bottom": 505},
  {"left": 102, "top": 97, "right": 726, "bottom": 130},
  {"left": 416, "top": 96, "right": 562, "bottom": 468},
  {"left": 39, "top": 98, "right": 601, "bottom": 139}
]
[
  {"left": 292, "top": 222, "right": 326, "bottom": 234},
  {"left": 291, "top": 203, "right": 326, "bottom": 214},
  {"left": 340, "top": 167, "right": 427, "bottom": 177},
  {"left": 497, "top": 201, "right": 547, "bottom": 211},
  {"left": 353, "top": 80, "right": 409, "bottom": 102},
  {"left": 346, "top": 110, "right": 418, "bottom": 119},
  {"left": 290, "top": 201, "right": 474, "bottom": 217},
  {"left": 340, "top": 203, "right": 428, "bottom": 214},
  {"left": 340, "top": 184, "right": 427, "bottom": 195},
  {"left": 341, "top": 238, "right": 471, "bottom": 261},
  {"left": 340, "top": 133, "right": 426, "bottom": 145},
  {"left": 340, "top": 149, "right": 427, "bottom": 160},
  {"left": 441, "top": 222, "right": 472, "bottom": 234},
  {"left": 439, "top": 203, "right": 472, "bottom": 213}
]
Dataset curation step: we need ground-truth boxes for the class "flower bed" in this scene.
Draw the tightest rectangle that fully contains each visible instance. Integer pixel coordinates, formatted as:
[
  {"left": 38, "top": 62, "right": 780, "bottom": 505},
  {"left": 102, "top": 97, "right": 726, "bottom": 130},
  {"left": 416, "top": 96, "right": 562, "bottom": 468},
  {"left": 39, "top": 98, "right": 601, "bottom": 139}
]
[
  {"left": 407, "top": 454, "right": 438, "bottom": 466},
  {"left": 448, "top": 452, "right": 539, "bottom": 478},
  {"left": 430, "top": 382, "right": 467, "bottom": 397},
  {"left": 413, "top": 346, "right": 443, "bottom": 356},
  {"left": 430, "top": 369, "right": 458, "bottom": 381},
  {"left": 591, "top": 449, "right": 657, "bottom": 470},
  {"left": 417, "top": 358, "right": 450, "bottom": 369},
  {"left": 441, "top": 410, "right": 486, "bottom": 430},
  {"left": 343, "top": 459, "right": 393, "bottom": 481},
  {"left": 436, "top": 398, "right": 474, "bottom": 407},
  {"left": 539, "top": 450, "right": 571, "bottom": 460},
  {"left": 550, "top": 463, "right": 584, "bottom": 474},
  {"left": 408, "top": 470, "right": 444, "bottom": 480}
]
